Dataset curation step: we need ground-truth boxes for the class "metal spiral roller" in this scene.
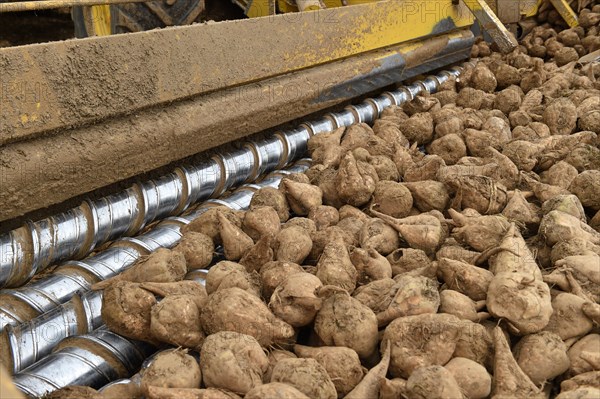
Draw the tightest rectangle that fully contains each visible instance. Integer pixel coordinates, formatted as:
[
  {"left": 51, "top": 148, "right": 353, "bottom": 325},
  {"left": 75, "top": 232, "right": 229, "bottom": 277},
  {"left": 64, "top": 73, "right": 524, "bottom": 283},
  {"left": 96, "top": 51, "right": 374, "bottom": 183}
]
[
  {"left": 0, "top": 162, "right": 309, "bottom": 375},
  {"left": 2, "top": 265, "right": 212, "bottom": 376},
  {"left": 12, "top": 328, "right": 155, "bottom": 397},
  {"left": 0, "top": 65, "right": 468, "bottom": 334},
  {"left": 8, "top": 161, "right": 312, "bottom": 397},
  {"left": 0, "top": 63, "right": 467, "bottom": 289},
  {"left": 0, "top": 139, "right": 296, "bottom": 289}
]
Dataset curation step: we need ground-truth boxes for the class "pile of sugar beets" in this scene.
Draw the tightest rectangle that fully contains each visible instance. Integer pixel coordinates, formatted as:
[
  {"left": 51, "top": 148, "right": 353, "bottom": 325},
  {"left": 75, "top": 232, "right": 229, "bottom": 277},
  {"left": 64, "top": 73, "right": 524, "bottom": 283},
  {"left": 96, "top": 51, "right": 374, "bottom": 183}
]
[{"left": 47, "top": 4, "right": 600, "bottom": 399}]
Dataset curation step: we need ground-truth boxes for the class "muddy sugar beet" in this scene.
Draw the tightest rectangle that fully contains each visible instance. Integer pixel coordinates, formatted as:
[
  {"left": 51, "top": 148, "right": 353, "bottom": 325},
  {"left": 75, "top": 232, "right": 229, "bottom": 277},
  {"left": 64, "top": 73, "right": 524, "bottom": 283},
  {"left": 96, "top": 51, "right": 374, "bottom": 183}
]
[{"left": 87, "top": 7, "right": 600, "bottom": 397}]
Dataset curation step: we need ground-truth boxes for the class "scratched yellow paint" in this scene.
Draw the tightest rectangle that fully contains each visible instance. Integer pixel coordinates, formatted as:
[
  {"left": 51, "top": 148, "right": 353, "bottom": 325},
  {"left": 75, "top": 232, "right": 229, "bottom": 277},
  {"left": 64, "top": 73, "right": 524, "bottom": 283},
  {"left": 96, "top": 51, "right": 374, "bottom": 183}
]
[
  {"left": 462, "top": 0, "right": 486, "bottom": 15},
  {"left": 91, "top": 5, "right": 112, "bottom": 36},
  {"left": 271, "top": 0, "right": 475, "bottom": 51},
  {"left": 462, "top": 0, "right": 518, "bottom": 52},
  {"left": 274, "top": 0, "right": 416, "bottom": 14},
  {"left": 375, "top": 29, "right": 469, "bottom": 57},
  {"left": 549, "top": 0, "right": 579, "bottom": 27},
  {"left": 522, "top": 0, "right": 541, "bottom": 17},
  {"left": 19, "top": 114, "right": 38, "bottom": 124},
  {"left": 332, "top": 0, "right": 474, "bottom": 60},
  {"left": 247, "top": 0, "right": 274, "bottom": 17},
  {"left": 271, "top": 0, "right": 379, "bottom": 14},
  {"left": 323, "top": 0, "right": 378, "bottom": 6},
  {"left": 277, "top": 0, "right": 298, "bottom": 13},
  {"left": 279, "top": 0, "right": 473, "bottom": 68}
]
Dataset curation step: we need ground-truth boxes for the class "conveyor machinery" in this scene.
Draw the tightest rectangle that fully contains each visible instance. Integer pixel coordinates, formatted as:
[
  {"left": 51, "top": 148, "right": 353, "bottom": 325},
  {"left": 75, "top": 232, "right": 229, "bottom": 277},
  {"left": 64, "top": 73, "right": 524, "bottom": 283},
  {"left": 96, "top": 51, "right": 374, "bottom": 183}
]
[{"left": 0, "top": 0, "right": 582, "bottom": 396}]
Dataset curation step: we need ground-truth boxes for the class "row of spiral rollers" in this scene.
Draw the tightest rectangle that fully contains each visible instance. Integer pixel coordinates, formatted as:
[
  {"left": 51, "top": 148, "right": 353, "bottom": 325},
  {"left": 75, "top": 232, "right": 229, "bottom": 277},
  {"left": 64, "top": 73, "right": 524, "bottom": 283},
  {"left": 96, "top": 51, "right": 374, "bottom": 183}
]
[
  {"left": 9, "top": 161, "right": 309, "bottom": 397},
  {"left": 0, "top": 64, "right": 470, "bottom": 397}
]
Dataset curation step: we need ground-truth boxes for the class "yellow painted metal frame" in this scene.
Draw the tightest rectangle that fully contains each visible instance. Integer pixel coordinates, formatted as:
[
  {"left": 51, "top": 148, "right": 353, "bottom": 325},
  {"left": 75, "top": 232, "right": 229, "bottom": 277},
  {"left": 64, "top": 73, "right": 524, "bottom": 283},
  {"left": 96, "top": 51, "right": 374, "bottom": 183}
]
[
  {"left": 271, "top": 0, "right": 380, "bottom": 16},
  {"left": 523, "top": 0, "right": 542, "bottom": 17},
  {"left": 256, "top": 0, "right": 516, "bottom": 54},
  {"left": 463, "top": 0, "right": 518, "bottom": 52},
  {"left": 323, "top": 0, "right": 379, "bottom": 6},
  {"left": 549, "top": 0, "right": 579, "bottom": 27},
  {"left": 317, "top": 1, "right": 474, "bottom": 57},
  {"left": 2, "top": 0, "right": 474, "bottom": 143},
  {"left": 91, "top": 5, "right": 112, "bottom": 35},
  {"left": 276, "top": 0, "right": 298, "bottom": 13},
  {"left": 247, "top": 0, "right": 275, "bottom": 17},
  {"left": 483, "top": 0, "right": 540, "bottom": 19},
  {"left": 276, "top": 0, "right": 543, "bottom": 20},
  {"left": 493, "top": 0, "right": 578, "bottom": 26},
  {"left": 80, "top": 5, "right": 112, "bottom": 36}
]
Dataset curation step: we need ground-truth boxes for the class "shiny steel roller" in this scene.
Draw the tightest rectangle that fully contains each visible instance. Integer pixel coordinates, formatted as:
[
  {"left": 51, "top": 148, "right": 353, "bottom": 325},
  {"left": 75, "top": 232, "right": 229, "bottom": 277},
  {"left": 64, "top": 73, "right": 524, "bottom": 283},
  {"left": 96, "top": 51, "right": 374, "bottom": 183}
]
[
  {"left": 0, "top": 161, "right": 309, "bottom": 375},
  {"left": 1, "top": 290, "right": 103, "bottom": 375},
  {"left": 0, "top": 133, "right": 302, "bottom": 289},
  {"left": 2, "top": 266, "right": 211, "bottom": 375},
  {"left": 7, "top": 162, "right": 310, "bottom": 396},
  {"left": 0, "top": 161, "right": 310, "bottom": 334},
  {"left": 12, "top": 328, "right": 155, "bottom": 398},
  {"left": 0, "top": 65, "right": 468, "bottom": 336}
]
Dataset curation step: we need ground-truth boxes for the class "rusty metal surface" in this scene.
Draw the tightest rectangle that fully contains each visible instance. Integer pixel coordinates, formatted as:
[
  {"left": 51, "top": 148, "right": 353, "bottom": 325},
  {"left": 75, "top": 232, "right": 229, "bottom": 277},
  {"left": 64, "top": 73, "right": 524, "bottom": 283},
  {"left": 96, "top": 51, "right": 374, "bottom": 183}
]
[
  {"left": 0, "top": 0, "right": 473, "bottom": 145},
  {"left": 0, "top": 30, "right": 474, "bottom": 222}
]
